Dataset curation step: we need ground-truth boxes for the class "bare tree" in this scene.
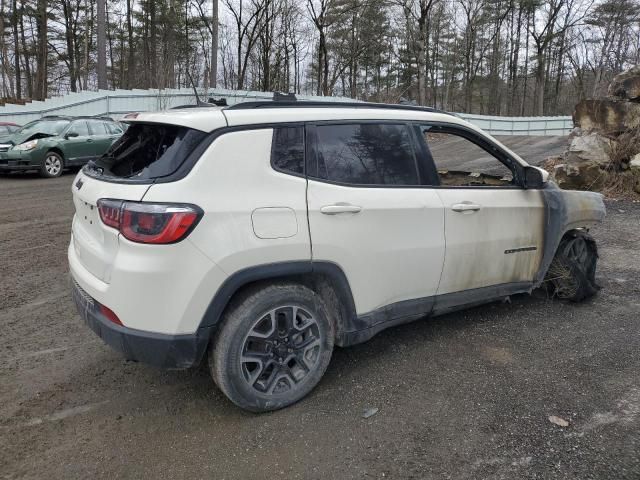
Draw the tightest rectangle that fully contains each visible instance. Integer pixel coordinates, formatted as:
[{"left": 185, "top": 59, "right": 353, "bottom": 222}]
[{"left": 96, "top": 0, "right": 106, "bottom": 88}]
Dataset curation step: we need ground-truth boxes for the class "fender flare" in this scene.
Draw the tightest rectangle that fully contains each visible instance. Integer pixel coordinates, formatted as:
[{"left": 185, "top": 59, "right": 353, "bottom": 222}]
[{"left": 197, "top": 261, "right": 358, "bottom": 334}]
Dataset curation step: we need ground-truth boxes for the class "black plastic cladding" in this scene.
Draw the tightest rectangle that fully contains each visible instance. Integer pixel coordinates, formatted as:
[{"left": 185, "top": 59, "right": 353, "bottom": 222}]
[{"left": 196, "top": 261, "right": 358, "bottom": 346}]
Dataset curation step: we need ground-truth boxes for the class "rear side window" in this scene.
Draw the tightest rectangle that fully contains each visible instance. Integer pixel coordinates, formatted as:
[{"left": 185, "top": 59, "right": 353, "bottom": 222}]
[
  {"left": 89, "top": 123, "right": 207, "bottom": 179},
  {"left": 313, "top": 123, "right": 419, "bottom": 186},
  {"left": 271, "top": 126, "right": 304, "bottom": 175}
]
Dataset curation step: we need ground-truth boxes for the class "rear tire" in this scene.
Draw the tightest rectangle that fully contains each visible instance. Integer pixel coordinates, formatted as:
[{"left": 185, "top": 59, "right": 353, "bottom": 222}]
[
  {"left": 40, "top": 152, "right": 64, "bottom": 178},
  {"left": 545, "top": 231, "right": 600, "bottom": 302},
  {"left": 209, "top": 283, "right": 334, "bottom": 412}
]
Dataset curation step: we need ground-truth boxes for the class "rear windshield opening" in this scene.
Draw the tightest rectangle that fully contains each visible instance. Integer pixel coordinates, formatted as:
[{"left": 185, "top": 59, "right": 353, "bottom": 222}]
[{"left": 87, "top": 123, "right": 207, "bottom": 180}]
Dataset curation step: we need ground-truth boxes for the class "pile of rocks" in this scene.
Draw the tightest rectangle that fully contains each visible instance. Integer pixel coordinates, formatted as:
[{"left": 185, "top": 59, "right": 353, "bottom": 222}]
[{"left": 548, "top": 66, "right": 640, "bottom": 194}]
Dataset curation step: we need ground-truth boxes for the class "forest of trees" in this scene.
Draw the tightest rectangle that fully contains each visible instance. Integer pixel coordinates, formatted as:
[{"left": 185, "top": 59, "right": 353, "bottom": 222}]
[{"left": 0, "top": 0, "right": 639, "bottom": 115}]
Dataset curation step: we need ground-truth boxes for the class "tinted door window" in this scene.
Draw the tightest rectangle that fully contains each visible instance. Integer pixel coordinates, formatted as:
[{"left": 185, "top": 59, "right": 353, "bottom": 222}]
[
  {"left": 87, "top": 120, "right": 108, "bottom": 136},
  {"left": 105, "top": 122, "right": 123, "bottom": 135},
  {"left": 67, "top": 121, "right": 90, "bottom": 137},
  {"left": 314, "top": 123, "right": 419, "bottom": 186},
  {"left": 271, "top": 126, "right": 304, "bottom": 175}
]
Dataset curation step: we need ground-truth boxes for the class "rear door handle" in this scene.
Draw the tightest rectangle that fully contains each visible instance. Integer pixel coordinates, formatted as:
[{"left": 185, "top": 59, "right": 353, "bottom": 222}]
[
  {"left": 320, "top": 204, "right": 362, "bottom": 215},
  {"left": 451, "top": 203, "right": 481, "bottom": 212}
]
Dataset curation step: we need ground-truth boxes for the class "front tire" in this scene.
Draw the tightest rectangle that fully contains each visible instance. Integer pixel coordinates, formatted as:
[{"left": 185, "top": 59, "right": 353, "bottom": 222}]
[
  {"left": 545, "top": 231, "right": 600, "bottom": 302},
  {"left": 209, "top": 283, "right": 334, "bottom": 412},
  {"left": 40, "top": 152, "right": 64, "bottom": 178}
]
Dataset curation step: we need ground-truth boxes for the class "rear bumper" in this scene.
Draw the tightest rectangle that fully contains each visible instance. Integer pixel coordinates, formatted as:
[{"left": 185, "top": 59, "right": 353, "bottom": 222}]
[{"left": 71, "top": 279, "right": 211, "bottom": 369}]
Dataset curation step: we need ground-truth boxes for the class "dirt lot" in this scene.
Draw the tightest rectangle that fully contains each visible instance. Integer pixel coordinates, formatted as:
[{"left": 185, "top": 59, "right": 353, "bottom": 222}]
[{"left": 1, "top": 169, "right": 639, "bottom": 480}]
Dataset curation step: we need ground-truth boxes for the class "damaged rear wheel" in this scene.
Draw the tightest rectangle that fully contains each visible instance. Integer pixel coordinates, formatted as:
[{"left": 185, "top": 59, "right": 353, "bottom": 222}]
[{"left": 545, "top": 231, "right": 600, "bottom": 302}]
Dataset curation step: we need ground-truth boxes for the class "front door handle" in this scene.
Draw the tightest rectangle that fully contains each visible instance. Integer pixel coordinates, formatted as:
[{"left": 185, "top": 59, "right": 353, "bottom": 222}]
[
  {"left": 451, "top": 203, "right": 481, "bottom": 212},
  {"left": 320, "top": 203, "right": 362, "bottom": 215}
]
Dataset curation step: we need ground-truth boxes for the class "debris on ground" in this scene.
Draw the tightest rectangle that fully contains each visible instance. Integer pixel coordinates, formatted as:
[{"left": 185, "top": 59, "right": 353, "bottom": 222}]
[
  {"left": 362, "top": 407, "right": 379, "bottom": 419},
  {"left": 548, "top": 415, "right": 570, "bottom": 427}
]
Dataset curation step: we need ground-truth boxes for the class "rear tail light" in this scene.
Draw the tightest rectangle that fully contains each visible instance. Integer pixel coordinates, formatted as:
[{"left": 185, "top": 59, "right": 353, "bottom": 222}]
[{"left": 97, "top": 199, "right": 202, "bottom": 244}]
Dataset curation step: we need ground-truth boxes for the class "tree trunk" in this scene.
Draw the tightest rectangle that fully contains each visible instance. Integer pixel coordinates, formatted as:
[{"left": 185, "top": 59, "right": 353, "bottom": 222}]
[
  {"left": 19, "top": 0, "right": 32, "bottom": 98},
  {"left": 83, "top": 0, "right": 91, "bottom": 90},
  {"left": 417, "top": 13, "right": 427, "bottom": 106},
  {"left": 33, "top": 0, "right": 48, "bottom": 100},
  {"left": 533, "top": 48, "right": 545, "bottom": 116},
  {"left": 150, "top": 0, "right": 157, "bottom": 88},
  {"left": 126, "top": 0, "right": 134, "bottom": 88},
  {"left": 63, "top": 0, "right": 77, "bottom": 92},
  {"left": 11, "top": 0, "right": 20, "bottom": 98},
  {"left": 96, "top": 0, "right": 106, "bottom": 88},
  {"left": 317, "top": 29, "right": 326, "bottom": 95},
  {"left": 210, "top": 0, "right": 218, "bottom": 88},
  {"left": 106, "top": 5, "right": 115, "bottom": 88}
]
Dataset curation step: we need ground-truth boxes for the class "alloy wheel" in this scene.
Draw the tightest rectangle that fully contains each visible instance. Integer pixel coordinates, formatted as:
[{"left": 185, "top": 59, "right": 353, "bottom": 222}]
[
  {"left": 240, "top": 306, "right": 322, "bottom": 395},
  {"left": 44, "top": 155, "right": 62, "bottom": 176}
]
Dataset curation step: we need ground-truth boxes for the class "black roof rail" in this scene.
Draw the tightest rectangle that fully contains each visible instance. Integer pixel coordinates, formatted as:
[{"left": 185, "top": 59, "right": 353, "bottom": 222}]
[
  {"left": 75, "top": 115, "right": 114, "bottom": 121},
  {"left": 170, "top": 102, "right": 221, "bottom": 110},
  {"left": 208, "top": 97, "right": 228, "bottom": 106},
  {"left": 41, "top": 115, "right": 116, "bottom": 121},
  {"left": 171, "top": 104, "right": 213, "bottom": 109},
  {"left": 273, "top": 92, "right": 297, "bottom": 102},
  {"left": 225, "top": 100, "right": 453, "bottom": 116},
  {"left": 171, "top": 97, "right": 228, "bottom": 109}
]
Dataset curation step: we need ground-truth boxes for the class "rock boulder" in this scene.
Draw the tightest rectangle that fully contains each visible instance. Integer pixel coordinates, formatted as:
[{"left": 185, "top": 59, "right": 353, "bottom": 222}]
[
  {"left": 573, "top": 99, "right": 640, "bottom": 136},
  {"left": 608, "top": 66, "right": 640, "bottom": 102},
  {"left": 568, "top": 133, "right": 612, "bottom": 166},
  {"left": 552, "top": 159, "right": 609, "bottom": 191}
]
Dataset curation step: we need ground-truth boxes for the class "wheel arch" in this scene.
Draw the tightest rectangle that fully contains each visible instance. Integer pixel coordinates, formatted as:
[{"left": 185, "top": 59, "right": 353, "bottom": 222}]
[
  {"left": 45, "top": 147, "right": 65, "bottom": 161},
  {"left": 198, "top": 261, "right": 357, "bottom": 346}
]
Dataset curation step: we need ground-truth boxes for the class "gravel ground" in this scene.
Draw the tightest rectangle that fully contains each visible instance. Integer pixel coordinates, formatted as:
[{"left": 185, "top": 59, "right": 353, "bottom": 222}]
[{"left": 1, "top": 170, "right": 639, "bottom": 480}]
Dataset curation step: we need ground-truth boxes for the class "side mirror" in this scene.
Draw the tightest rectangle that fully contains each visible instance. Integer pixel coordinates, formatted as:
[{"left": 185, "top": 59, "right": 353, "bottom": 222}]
[
  {"left": 524, "top": 166, "right": 547, "bottom": 189},
  {"left": 65, "top": 132, "right": 79, "bottom": 139}
]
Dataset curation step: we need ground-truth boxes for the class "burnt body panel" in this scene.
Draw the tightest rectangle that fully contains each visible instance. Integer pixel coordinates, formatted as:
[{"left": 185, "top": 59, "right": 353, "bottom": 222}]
[{"left": 535, "top": 184, "right": 606, "bottom": 286}]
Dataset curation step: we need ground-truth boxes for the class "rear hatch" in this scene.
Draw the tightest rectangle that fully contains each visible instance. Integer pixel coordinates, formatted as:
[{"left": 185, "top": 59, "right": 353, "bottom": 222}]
[
  {"left": 72, "top": 113, "right": 224, "bottom": 283},
  {"left": 71, "top": 172, "right": 149, "bottom": 283}
]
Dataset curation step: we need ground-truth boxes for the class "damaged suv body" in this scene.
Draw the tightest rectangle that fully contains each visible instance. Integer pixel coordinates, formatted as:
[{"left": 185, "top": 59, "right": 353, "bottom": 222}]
[{"left": 68, "top": 101, "right": 605, "bottom": 412}]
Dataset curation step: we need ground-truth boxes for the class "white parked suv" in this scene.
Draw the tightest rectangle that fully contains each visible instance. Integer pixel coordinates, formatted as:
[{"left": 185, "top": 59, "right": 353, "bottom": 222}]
[{"left": 69, "top": 99, "right": 605, "bottom": 411}]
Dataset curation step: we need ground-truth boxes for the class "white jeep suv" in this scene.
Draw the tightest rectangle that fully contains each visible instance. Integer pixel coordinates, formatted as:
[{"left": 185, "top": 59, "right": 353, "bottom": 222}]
[{"left": 69, "top": 100, "right": 605, "bottom": 411}]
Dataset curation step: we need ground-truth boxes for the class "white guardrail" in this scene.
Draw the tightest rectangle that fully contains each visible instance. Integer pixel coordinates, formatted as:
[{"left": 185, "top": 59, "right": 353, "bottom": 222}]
[{"left": 0, "top": 88, "right": 573, "bottom": 136}]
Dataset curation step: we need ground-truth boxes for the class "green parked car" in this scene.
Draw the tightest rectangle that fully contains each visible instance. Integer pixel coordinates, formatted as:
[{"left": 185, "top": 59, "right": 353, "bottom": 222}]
[{"left": 0, "top": 116, "right": 125, "bottom": 178}]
